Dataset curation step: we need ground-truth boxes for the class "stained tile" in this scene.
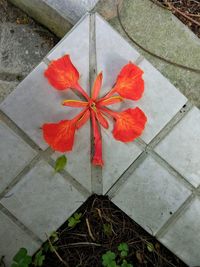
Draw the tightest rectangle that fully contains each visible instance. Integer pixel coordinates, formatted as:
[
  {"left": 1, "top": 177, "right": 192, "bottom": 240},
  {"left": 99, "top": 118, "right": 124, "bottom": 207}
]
[
  {"left": 155, "top": 107, "right": 200, "bottom": 187},
  {"left": 112, "top": 156, "right": 191, "bottom": 235},
  {"left": 0, "top": 121, "right": 36, "bottom": 193},
  {"left": 0, "top": 211, "right": 39, "bottom": 266},
  {"left": 1, "top": 161, "right": 86, "bottom": 240},
  {"left": 159, "top": 197, "right": 200, "bottom": 266}
]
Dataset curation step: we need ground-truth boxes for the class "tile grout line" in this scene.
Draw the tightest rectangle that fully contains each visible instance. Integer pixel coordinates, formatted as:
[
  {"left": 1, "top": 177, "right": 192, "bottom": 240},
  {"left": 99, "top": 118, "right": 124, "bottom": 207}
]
[
  {"left": 150, "top": 151, "right": 196, "bottom": 192},
  {"left": 0, "top": 203, "right": 43, "bottom": 245},
  {"left": 147, "top": 100, "right": 193, "bottom": 149},
  {"left": 0, "top": 110, "right": 42, "bottom": 152},
  {"left": 89, "top": 12, "right": 103, "bottom": 195},
  {"left": 0, "top": 85, "right": 90, "bottom": 199},
  {"left": 155, "top": 194, "right": 195, "bottom": 239},
  {"left": 107, "top": 151, "right": 148, "bottom": 198},
  {"left": 46, "top": 157, "right": 91, "bottom": 198},
  {"left": 107, "top": 101, "right": 194, "bottom": 198}
]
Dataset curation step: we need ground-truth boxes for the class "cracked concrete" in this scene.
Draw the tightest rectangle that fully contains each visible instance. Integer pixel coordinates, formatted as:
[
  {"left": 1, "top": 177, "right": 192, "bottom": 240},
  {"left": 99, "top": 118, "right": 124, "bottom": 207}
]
[{"left": 0, "top": 0, "right": 59, "bottom": 103}]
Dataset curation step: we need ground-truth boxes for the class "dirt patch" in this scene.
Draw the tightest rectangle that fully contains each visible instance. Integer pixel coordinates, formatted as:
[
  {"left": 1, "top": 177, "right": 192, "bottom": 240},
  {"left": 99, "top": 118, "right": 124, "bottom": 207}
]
[
  {"left": 156, "top": 0, "right": 200, "bottom": 38},
  {"left": 33, "top": 195, "right": 188, "bottom": 267}
]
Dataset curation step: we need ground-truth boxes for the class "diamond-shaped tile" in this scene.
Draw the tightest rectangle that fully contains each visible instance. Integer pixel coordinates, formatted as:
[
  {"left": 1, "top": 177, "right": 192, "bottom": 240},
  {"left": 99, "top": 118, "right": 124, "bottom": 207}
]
[
  {"left": 112, "top": 156, "right": 191, "bottom": 235},
  {"left": 159, "top": 197, "right": 200, "bottom": 266},
  {"left": 1, "top": 16, "right": 91, "bottom": 191},
  {"left": 0, "top": 121, "right": 36, "bottom": 193},
  {"left": 1, "top": 160, "right": 86, "bottom": 240},
  {"left": 0, "top": 211, "right": 39, "bottom": 266},
  {"left": 155, "top": 107, "right": 200, "bottom": 187}
]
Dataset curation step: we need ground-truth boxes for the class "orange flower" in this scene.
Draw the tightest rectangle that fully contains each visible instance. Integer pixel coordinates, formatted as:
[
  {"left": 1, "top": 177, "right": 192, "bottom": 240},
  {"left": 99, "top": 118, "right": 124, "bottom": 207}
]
[
  {"left": 42, "top": 55, "right": 147, "bottom": 166},
  {"left": 106, "top": 62, "right": 144, "bottom": 100}
]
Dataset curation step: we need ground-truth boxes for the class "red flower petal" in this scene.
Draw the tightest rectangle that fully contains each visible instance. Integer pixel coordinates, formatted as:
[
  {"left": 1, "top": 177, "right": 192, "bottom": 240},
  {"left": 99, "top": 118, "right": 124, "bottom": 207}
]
[
  {"left": 62, "top": 99, "right": 88, "bottom": 108},
  {"left": 91, "top": 111, "right": 104, "bottom": 166},
  {"left": 112, "top": 62, "right": 144, "bottom": 100},
  {"left": 91, "top": 72, "right": 103, "bottom": 100},
  {"left": 42, "top": 120, "right": 76, "bottom": 152},
  {"left": 113, "top": 108, "right": 147, "bottom": 142},
  {"left": 44, "top": 55, "right": 79, "bottom": 90},
  {"left": 95, "top": 110, "right": 109, "bottom": 129}
]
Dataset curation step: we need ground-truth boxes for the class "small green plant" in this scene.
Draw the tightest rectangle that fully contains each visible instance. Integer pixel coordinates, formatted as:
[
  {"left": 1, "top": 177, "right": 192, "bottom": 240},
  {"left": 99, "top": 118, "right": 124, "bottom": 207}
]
[
  {"left": 11, "top": 248, "right": 32, "bottom": 267},
  {"left": 102, "top": 251, "right": 118, "bottom": 267},
  {"left": 118, "top": 243, "right": 129, "bottom": 258},
  {"left": 101, "top": 243, "right": 133, "bottom": 267},
  {"left": 54, "top": 155, "right": 67, "bottom": 172},
  {"left": 68, "top": 212, "right": 82, "bottom": 228},
  {"left": 33, "top": 250, "right": 45, "bottom": 267},
  {"left": 103, "top": 223, "right": 112, "bottom": 237},
  {"left": 43, "top": 231, "right": 59, "bottom": 252},
  {"left": 146, "top": 242, "right": 154, "bottom": 252}
]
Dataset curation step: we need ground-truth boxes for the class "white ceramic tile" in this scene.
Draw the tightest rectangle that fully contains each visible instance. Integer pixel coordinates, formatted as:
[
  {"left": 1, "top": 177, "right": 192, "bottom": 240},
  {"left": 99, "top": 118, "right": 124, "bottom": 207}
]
[
  {"left": 102, "top": 124, "right": 142, "bottom": 194},
  {"left": 95, "top": 14, "right": 140, "bottom": 98},
  {"left": 1, "top": 161, "right": 86, "bottom": 241},
  {"left": 0, "top": 121, "right": 36, "bottom": 193},
  {"left": 159, "top": 197, "right": 200, "bottom": 266},
  {"left": 155, "top": 107, "right": 200, "bottom": 187},
  {"left": 0, "top": 211, "right": 39, "bottom": 266},
  {"left": 136, "top": 59, "right": 187, "bottom": 143},
  {"left": 112, "top": 156, "right": 191, "bottom": 235}
]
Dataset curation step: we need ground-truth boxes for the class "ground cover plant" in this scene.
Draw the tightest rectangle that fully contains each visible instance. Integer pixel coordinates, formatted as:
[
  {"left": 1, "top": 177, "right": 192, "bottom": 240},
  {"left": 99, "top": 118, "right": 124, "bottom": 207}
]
[{"left": 10, "top": 195, "right": 188, "bottom": 267}]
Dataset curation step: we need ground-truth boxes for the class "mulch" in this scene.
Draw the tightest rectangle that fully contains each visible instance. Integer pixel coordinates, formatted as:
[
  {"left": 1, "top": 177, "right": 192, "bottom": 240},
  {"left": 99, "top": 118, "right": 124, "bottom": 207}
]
[
  {"left": 156, "top": 0, "right": 200, "bottom": 38},
  {"left": 36, "top": 195, "right": 188, "bottom": 267}
]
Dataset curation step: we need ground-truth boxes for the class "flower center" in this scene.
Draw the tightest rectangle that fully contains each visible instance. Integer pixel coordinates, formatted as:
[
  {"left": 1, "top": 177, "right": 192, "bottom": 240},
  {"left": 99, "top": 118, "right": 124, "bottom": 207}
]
[{"left": 89, "top": 101, "right": 96, "bottom": 110}]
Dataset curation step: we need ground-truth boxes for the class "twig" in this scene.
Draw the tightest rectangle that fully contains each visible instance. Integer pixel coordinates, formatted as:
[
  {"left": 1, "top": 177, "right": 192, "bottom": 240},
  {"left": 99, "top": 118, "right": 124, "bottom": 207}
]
[
  {"left": 45, "top": 233, "right": 69, "bottom": 267},
  {"left": 86, "top": 218, "right": 96, "bottom": 241},
  {"left": 167, "top": 2, "right": 200, "bottom": 27},
  {"left": 117, "top": 3, "right": 200, "bottom": 74},
  {"left": 0, "top": 256, "right": 5, "bottom": 267},
  {"left": 58, "top": 242, "right": 103, "bottom": 248}
]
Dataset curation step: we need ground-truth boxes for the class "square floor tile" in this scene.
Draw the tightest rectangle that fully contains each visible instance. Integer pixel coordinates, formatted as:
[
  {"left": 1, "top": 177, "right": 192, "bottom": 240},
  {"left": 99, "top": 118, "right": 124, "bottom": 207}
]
[
  {"left": 1, "top": 160, "right": 86, "bottom": 240},
  {"left": 0, "top": 121, "right": 36, "bottom": 193},
  {"left": 159, "top": 197, "right": 200, "bottom": 266},
  {"left": 0, "top": 211, "right": 39, "bottom": 266},
  {"left": 102, "top": 124, "right": 143, "bottom": 194},
  {"left": 112, "top": 156, "right": 191, "bottom": 235},
  {"left": 155, "top": 107, "right": 200, "bottom": 187},
  {"left": 136, "top": 59, "right": 187, "bottom": 143}
]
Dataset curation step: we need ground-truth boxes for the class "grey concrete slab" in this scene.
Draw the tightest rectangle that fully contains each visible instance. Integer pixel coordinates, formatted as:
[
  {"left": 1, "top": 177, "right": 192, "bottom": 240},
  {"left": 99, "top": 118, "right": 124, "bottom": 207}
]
[
  {"left": 112, "top": 156, "right": 191, "bottom": 235},
  {"left": 0, "top": 80, "right": 18, "bottom": 103},
  {"left": 155, "top": 107, "right": 200, "bottom": 188},
  {"left": 159, "top": 197, "right": 200, "bottom": 266},
  {"left": 1, "top": 160, "right": 86, "bottom": 241},
  {"left": 0, "top": 211, "right": 39, "bottom": 266},
  {"left": 0, "top": 121, "right": 36, "bottom": 194},
  {"left": 109, "top": 0, "right": 200, "bottom": 108}
]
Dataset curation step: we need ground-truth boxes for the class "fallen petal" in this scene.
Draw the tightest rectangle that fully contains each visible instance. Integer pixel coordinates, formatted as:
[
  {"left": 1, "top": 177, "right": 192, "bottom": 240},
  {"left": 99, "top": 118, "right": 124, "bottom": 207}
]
[
  {"left": 42, "top": 120, "right": 76, "bottom": 152},
  {"left": 113, "top": 107, "right": 147, "bottom": 142},
  {"left": 112, "top": 62, "right": 144, "bottom": 100},
  {"left": 44, "top": 55, "right": 79, "bottom": 90}
]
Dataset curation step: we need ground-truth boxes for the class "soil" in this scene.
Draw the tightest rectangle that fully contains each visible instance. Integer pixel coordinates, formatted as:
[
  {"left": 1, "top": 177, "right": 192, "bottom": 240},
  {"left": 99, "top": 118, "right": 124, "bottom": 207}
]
[
  {"left": 156, "top": 0, "right": 200, "bottom": 38},
  {"left": 34, "top": 195, "right": 188, "bottom": 267}
]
